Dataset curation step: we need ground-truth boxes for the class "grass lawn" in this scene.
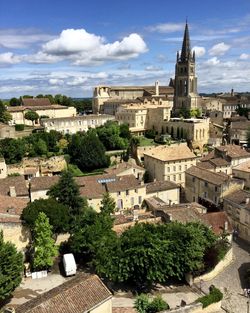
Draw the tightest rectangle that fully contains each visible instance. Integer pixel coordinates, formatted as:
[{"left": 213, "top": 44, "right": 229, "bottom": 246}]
[{"left": 138, "top": 136, "right": 157, "bottom": 146}]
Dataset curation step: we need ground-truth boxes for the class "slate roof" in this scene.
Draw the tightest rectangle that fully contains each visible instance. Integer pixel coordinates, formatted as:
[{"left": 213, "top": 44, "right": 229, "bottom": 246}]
[
  {"left": 224, "top": 189, "right": 250, "bottom": 211},
  {"left": 0, "top": 176, "right": 29, "bottom": 197},
  {"left": 15, "top": 274, "right": 112, "bottom": 313},
  {"left": 186, "top": 166, "right": 230, "bottom": 185}
]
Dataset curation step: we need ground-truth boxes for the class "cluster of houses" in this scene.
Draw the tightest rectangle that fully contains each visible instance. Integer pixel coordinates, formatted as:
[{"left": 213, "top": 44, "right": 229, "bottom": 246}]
[{"left": 1, "top": 22, "right": 250, "bottom": 313}]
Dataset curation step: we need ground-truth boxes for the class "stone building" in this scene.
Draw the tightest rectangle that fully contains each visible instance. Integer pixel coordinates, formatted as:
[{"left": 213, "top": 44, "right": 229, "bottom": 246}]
[
  {"left": 173, "top": 22, "right": 201, "bottom": 114},
  {"left": 8, "top": 98, "right": 76, "bottom": 126},
  {"left": 0, "top": 123, "right": 15, "bottom": 138},
  {"left": 223, "top": 189, "right": 250, "bottom": 243},
  {"left": 41, "top": 114, "right": 115, "bottom": 134},
  {"left": 0, "top": 158, "right": 7, "bottom": 179},
  {"left": 143, "top": 143, "right": 197, "bottom": 185},
  {"left": 232, "top": 160, "right": 250, "bottom": 189},
  {"left": 165, "top": 117, "right": 209, "bottom": 151},
  {"left": 0, "top": 176, "right": 29, "bottom": 199},
  {"left": 29, "top": 173, "right": 180, "bottom": 212},
  {"left": 227, "top": 117, "right": 250, "bottom": 146},
  {"left": 185, "top": 165, "right": 244, "bottom": 209},
  {"left": 198, "top": 144, "right": 250, "bottom": 175},
  {"left": 104, "top": 161, "right": 145, "bottom": 180},
  {"left": 92, "top": 82, "right": 174, "bottom": 114}
]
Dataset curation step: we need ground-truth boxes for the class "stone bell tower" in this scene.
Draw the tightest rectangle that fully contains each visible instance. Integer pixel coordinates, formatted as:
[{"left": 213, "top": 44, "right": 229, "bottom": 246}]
[{"left": 173, "top": 22, "right": 200, "bottom": 114}]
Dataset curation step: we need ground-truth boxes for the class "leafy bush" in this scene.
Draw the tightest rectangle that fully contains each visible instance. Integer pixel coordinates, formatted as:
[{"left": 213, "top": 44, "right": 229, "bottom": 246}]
[
  {"left": 134, "top": 294, "right": 169, "bottom": 313},
  {"left": 15, "top": 124, "right": 24, "bottom": 131},
  {"left": 197, "top": 285, "right": 223, "bottom": 308},
  {"left": 145, "top": 129, "right": 156, "bottom": 139}
]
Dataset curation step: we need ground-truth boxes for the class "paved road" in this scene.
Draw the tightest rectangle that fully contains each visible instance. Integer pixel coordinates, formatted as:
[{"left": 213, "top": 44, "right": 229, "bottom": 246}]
[{"left": 202, "top": 238, "right": 250, "bottom": 313}]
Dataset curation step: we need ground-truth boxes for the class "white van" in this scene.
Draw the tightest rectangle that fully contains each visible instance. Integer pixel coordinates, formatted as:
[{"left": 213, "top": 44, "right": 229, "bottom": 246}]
[{"left": 62, "top": 253, "right": 77, "bottom": 276}]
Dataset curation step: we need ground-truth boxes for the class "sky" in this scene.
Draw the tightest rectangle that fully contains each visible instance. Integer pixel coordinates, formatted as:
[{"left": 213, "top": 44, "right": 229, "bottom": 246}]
[{"left": 1, "top": 0, "right": 250, "bottom": 98}]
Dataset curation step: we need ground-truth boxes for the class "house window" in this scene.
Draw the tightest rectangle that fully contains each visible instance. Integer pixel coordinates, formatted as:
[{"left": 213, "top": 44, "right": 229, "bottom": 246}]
[
  {"left": 117, "top": 191, "right": 121, "bottom": 196},
  {"left": 204, "top": 192, "right": 207, "bottom": 198},
  {"left": 179, "top": 174, "right": 181, "bottom": 180},
  {"left": 167, "top": 167, "right": 170, "bottom": 172},
  {"left": 126, "top": 190, "right": 129, "bottom": 196},
  {"left": 173, "top": 175, "right": 176, "bottom": 181},
  {"left": 193, "top": 196, "right": 196, "bottom": 202},
  {"left": 185, "top": 165, "right": 188, "bottom": 170},
  {"left": 192, "top": 177, "right": 195, "bottom": 182},
  {"left": 138, "top": 196, "right": 142, "bottom": 204},
  {"left": 204, "top": 182, "right": 208, "bottom": 187},
  {"left": 215, "top": 186, "right": 218, "bottom": 192},
  {"left": 214, "top": 196, "right": 217, "bottom": 204},
  {"left": 173, "top": 166, "right": 176, "bottom": 172},
  {"left": 179, "top": 165, "right": 182, "bottom": 171},
  {"left": 131, "top": 197, "right": 134, "bottom": 205},
  {"left": 135, "top": 189, "right": 138, "bottom": 193}
]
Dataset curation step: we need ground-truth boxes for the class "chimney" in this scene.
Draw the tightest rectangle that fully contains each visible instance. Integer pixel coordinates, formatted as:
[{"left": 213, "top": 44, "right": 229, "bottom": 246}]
[
  {"left": 168, "top": 213, "right": 172, "bottom": 222},
  {"left": 246, "top": 197, "right": 250, "bottom": 204},
  {"left": 155, "top": 81, "right": 159, "bottom": 96},
  {"left": 9, "top": 186, "right": 16, "bottom": 197},
  {"left": 224, "top": 221, "right": 228, "bottom": 231}
]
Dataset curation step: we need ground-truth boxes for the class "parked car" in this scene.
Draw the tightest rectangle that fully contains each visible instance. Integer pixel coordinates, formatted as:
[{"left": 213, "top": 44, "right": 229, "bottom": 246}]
[{"left": 62, "top": 253, "right": 77, "bottom": 276}]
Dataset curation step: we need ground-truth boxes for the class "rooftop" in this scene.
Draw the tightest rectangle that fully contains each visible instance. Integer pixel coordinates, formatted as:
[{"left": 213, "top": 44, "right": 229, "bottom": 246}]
[
  {"left": 201, "top": 212, "right": 233, "bottom": 235},
  {"left": 233, "top": 160, "right": 250, "bottom": 172},
  {"left": 146, "top": 180, "right": 179, "bottom": 194},
  {"left": 215, "top": 144, "right": 250, "bottom": 159},
  {"left": 144, "top": 144, "right": 196, "bottom": 162},
  {"left": 104, "top": 161, "right": 145, "bottom": 176},
  {"left": 21, "top": 98, "right": 51, "bottom": 107},
  {"left": 224, "top": 189, "right": 250, "bottom": 211},
  {"left": 15, "top": 274, "right": 112, "bottom": 313},
  {"left": 186, "top": 166, "right": 230, "bottom": 185},
  {"left": 0, "top": 176, "right": 29, "bottom": 197}
]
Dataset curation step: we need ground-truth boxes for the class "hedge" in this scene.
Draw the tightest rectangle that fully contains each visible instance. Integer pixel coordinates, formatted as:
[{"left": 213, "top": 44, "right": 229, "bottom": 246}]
[
  {"left": 15, "top": 124, "right": 25, "bottom": 131},
  {"left": 197, "top": 285, "right": 223, "bottom": 308}
]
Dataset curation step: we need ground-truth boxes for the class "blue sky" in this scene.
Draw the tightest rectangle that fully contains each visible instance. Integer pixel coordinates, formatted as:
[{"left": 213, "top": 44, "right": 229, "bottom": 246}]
[{"left": 1, "top": 0, "right": 250, "bottom": 98}]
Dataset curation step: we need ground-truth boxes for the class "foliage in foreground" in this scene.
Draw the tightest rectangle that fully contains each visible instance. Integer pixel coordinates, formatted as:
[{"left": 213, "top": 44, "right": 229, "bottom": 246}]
[
  {"left": 134, "top": 294, "right": 169, "bottom": 313},
  {"left": 32, "top": 212, "right": 58, "bottom": 271},
  {"left": 197, "top": 285, "right": 223, "bottom": 308},
  {"left": 0, "top": 231, "right": 23, "bottom": 300}
]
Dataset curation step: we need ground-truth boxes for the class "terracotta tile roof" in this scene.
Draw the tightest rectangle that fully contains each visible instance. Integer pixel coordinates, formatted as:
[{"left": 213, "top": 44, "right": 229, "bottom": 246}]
[
  {"left": 197, "top": 161, "right": 215, "bottom": 170},
  {"left": 15, "top": 274, "right": 112, "bottom": 313},
  {"left": 200, "top": 151, "right": 215, "bottom": 161},
  {"left": 21, "top": 98, "right": 51, "bottom": 106},
  {"left": 186, "top": 166, "right": 230, "bottom": 185},
  {"left": 209, "top": 158, "right": 230, "bottom": 167},
  {"left": 31, "top": 174, "right": 142, "bottom": 199},
  {"left": 215, "top": 145, "right": 250, "bottom": 159},
  {"left": 0, "top": 195, "right": 28, "bottom": 215},
  {"left": 144, "top": 144, "right": 196, "bottom": 162},
  {"left": 104, "top": 162, "right": 145, "bottom": 176},
  {"left": 224, "top": 189, "right": 250, "bottom": 211},
  {"left": 201, "top": 212, "right": 233, "bottom": 235},
  {"left": 233, "top": 160, "right": 250, "bottom": 172},
  {"left": 231, "top": 121, "right": 250, "bottom": 130},
  {"left": 0, "top": 176, "right": 28, "bottom": 197},
  {"left": 146, "top": 180, "right": 179, "bottom": 194},
  {"left": 30, "top": 176, "right": 59, "bottom": 191}
]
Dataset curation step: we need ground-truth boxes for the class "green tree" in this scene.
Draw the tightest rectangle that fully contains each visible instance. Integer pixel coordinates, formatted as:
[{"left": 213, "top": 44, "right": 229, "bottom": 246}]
[
  {"left": 32, "top": 212, "right": 58, "bottom": 271},
  {"left": 68, "top": 131, "right": 110, "bottom": 172},
  {"left": 9, "top": 97, "right": 21, "bottom": 106},
  {"left": 21, "top": 198, "right": 70, "bottom": 234},
  {"left": 47, "top": 170, "right": 85, "bottom": 216},
  {"left": 0, "top": 138, "right": 26, "bottom": 164},
  {"left": 24, "top": 110, "right": 39, "bottom": 125},
  {"left": 0, "top": 231, "right": 23, "bottom": 301},
  {"left": 134, "top": 294, "right": 150, "bottom": 313},
  {"left": 0, "top": 100, "right": 12, "bottom": 124},
  {"left": 34, "top": 138, "right": 48, "bottom": 156},
  {"left": 100, "top": 192, "right": 116, "bottom": 215}
]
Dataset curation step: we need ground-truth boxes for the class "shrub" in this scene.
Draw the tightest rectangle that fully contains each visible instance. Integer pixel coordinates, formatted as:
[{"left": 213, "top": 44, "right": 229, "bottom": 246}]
[
  {"left": 134, "top": 294, "right": 169, "bottom": 313},
  {"left": 15, "top": 124, "right": 24, "bottom": 131},
  {"left": 197, "top": 285, "right": 223, "bottom": 308}
]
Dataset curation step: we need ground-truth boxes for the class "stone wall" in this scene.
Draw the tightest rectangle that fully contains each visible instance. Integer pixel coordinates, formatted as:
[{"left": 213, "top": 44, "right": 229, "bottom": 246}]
[
  {"left": 161, "top": 300, "right": 221, "bottom": 313},
  {"left": 1, "top": 222, "right": 31, "bottom": 252}
]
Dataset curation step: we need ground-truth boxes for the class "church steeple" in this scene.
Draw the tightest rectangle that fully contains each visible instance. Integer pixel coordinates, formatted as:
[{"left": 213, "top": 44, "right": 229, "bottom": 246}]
[{"left": 180, "top": 22, "right": 191, "bottom": 62}]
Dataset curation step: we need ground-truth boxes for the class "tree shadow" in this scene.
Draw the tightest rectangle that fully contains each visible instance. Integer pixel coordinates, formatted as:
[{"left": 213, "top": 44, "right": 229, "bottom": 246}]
[
  {"left": 238, "top": 262, "right": 250, "bottom": 289},
  {"left": 234, "top": 237, "right": 250, "bottom": 254}
]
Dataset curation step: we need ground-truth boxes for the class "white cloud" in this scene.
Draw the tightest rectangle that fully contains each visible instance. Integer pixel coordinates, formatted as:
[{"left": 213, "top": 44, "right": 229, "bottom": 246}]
[
  {"left": 49, "top": 78, "right": 64, "bottom": 85},
  {"left": 24, "top": 52, "right": 63, "bottom": 64},
  {"left": 0, "top": 29, "right": 54, "bottom": 49},
  {"left": 43, "top": 29, "right": 104, "bottom": 55},
  {"left": 0, "top": 52, "right": 20, "bottom": 65},
  {"left": 239, "top": 53, "right": 250, "bottom": 60},
  {"left": 147, "top": 23, "right": 184, "bottom": 33},
  {"left": 144, "top": 65, "right": 163, "bottom": 71},
  {"left": 204, "top": 57, "right": 220, "bottom": 66},
  {"left": 192, "top": 46, "right": 206, "bottom": 57},
  {"left": 209, "top": 42, "right": 230, "bottom": 56}
]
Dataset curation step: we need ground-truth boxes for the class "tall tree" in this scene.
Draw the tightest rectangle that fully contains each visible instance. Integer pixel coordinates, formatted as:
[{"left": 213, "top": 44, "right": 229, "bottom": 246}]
[
  {"left": 100, "top": 192, "right": 116, "bottom": 215},
  {"left": 32, "top": 212, "right": 58, "bottom": 271},
  {"left": 21, "top": 198, "right": 70, "bottom": 234},
  {"left": 68, "top": 131, "right": 110, "bottom": 172},
  {"left": 9, "top": 97, "right": 21, "bottom": 106},
  {"left": 0, "top": 100, "right": 12, "bottom": 124},
  {"left": 47, "top": 170, "right": 84, "bottom": 216},
  {"left": 0, "top": 231, "right": 23, "bottom": 300}
]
